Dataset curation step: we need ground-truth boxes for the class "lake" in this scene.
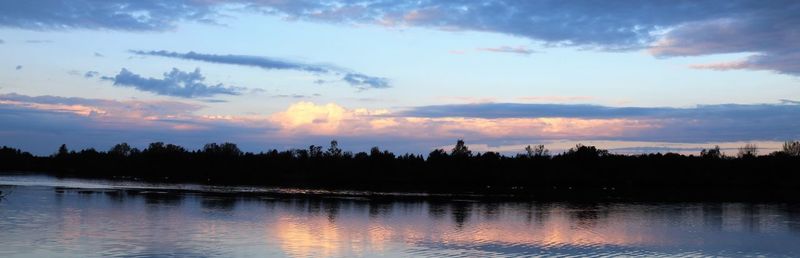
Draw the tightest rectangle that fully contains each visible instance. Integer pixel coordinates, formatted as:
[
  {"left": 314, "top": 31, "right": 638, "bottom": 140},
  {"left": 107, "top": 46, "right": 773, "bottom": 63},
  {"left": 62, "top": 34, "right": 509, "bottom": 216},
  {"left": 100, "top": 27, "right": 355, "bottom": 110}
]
[{"left": 1, "top": 174, "right": 800, "bottom": 257}]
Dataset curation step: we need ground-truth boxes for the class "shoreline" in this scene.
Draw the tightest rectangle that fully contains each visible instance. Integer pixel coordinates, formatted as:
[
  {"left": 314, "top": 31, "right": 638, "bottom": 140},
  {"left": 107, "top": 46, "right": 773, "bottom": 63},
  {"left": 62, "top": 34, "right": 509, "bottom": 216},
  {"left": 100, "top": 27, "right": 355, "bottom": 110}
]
[{"left": 3, "top": 171, "right": 799, "bottom": 203}]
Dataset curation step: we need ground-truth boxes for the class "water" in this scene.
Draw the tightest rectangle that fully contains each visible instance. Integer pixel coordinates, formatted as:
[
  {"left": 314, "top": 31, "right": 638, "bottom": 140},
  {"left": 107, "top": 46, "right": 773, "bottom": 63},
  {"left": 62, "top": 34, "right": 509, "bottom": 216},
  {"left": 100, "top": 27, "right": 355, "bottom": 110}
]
[{"left": 1, "top": 174, "right": 800, "bottom": 257}]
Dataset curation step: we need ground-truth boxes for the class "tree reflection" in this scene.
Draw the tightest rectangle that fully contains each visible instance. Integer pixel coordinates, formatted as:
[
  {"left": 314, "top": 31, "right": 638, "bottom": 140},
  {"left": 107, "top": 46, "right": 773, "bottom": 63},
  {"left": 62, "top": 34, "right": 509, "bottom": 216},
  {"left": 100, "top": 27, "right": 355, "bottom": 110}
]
[
  {"left": 3, "top": 184, "right": 800, "bottom": 257},
  {"left": 450, "top": 202, "right": 473, "bottom": 229},
  {"left": 200, "top": 195, "right": 236, "bottom": 212}
]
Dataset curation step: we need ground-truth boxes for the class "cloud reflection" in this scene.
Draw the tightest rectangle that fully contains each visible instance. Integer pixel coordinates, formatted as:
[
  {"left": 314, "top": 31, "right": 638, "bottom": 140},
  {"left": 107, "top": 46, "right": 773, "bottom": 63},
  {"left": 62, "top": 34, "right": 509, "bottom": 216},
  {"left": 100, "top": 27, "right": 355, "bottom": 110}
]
[{"left": 1, "top": 180, "right": 799, "bottom": 257}]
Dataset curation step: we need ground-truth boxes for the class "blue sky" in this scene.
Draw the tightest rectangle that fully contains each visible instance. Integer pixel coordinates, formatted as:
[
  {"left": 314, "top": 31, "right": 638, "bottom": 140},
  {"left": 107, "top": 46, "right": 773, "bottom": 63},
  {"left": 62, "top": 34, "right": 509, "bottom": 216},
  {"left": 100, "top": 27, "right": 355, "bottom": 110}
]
[{"left": 1, "top": 0, "right": 798, "bottom": 155}]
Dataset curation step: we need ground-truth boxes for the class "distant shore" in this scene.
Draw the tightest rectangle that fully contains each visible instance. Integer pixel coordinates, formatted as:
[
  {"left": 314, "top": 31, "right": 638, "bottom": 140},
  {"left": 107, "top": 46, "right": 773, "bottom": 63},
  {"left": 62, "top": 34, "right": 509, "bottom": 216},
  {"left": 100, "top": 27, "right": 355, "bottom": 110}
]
[{"left": 2, "top": 140, "right": 800, "bottom": 201}]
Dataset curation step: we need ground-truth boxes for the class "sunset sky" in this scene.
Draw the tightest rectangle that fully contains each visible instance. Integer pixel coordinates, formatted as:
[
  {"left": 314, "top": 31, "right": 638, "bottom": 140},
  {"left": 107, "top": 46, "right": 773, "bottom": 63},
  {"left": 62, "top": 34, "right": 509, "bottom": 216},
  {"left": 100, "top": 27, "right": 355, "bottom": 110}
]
[{"left": 1, "top": 1, "right": 798, "bottom": 155}]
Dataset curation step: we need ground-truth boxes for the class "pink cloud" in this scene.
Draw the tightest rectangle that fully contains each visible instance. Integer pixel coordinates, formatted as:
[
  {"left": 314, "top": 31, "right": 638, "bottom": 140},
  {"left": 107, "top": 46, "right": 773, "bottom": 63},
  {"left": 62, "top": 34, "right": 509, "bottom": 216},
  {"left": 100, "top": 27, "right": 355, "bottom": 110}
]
[
  {"left": 516, "top": 96, "right": 594, "bottom": 103},
  {"left": 476, "top": 46, "right": 536, "bottom": 55},
  {"left": 269, "top": 102, "right": 660, "bottom": 140}
]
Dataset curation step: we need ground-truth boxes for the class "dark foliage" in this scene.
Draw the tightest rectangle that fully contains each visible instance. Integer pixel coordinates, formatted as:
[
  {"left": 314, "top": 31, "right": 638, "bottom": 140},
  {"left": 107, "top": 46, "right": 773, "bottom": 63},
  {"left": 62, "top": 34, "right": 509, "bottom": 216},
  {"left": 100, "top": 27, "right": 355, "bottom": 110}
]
[{"left": 1, "top": 140, "right": 799, "bottom": 201}]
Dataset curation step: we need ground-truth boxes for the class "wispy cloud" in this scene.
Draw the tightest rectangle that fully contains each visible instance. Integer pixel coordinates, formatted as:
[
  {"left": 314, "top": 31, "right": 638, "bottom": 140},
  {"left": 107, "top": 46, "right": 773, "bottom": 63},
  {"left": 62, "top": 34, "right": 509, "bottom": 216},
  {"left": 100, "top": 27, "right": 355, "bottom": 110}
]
[
  {"left": 342, "top": 73, "right": 389, "bottom": 89},
  {"left": 101, "top": 68, "right": 243, "bottom": 98},
  {"left": 272, "top": 93, "right": 321, "bottom": 99},
  {"left": 476, "top": 46, "right": 536, "bottom": 55},
  {"left": 131, "top": 50, "right": 390, "bottom": 89},
  {"left": 516, "top": 96, "right": 594, "bottom": 103},
  {"left": 399, "top": 102, "right": 800, "bottom": 120},
  {"left": 780, "top": 99, "right": 800, "bottom": 105},
  {"left": 84, "top": 71, "right": 99, "bottom": 78},
  {"left": 24, "top": 39, "right": 52, "bottom": 44},
  {"left": 130, "top": 50, "right": 327, "bottom": 73},
  {"left": 688, "top": 52, "right": 800, "bottom": 76}
]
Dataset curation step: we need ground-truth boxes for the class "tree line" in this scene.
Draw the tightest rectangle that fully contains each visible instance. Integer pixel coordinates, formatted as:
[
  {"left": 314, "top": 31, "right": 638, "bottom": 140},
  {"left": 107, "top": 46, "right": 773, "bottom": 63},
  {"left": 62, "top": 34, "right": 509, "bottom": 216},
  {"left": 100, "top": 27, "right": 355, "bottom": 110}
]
[{"left": 1, "top": 140, "right": 799, "bottom": 200}]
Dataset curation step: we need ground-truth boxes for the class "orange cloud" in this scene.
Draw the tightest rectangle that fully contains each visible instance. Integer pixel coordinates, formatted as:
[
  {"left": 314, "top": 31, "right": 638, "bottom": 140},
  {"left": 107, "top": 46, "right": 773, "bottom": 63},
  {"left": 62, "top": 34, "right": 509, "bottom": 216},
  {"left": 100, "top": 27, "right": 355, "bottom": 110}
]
[
  {"left": 270, "top": 102, "right": 659, "bottom": 139},
  {"left": 689, "top": 61, "right": 748, "bottom": 71},
  {"left": 0, "top": 93, "right": 271, "bottom": 133},
  {"left": 0, "top": 100, "right": 108, "bottom": 116}
]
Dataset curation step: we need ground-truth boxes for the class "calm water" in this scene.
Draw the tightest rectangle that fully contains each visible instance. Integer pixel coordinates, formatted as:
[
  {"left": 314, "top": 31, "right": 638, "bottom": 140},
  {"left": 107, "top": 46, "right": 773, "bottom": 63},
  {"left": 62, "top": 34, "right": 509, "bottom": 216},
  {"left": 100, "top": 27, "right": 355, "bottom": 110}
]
[{"left": 1, "top": 174, "right": 800, "bottom": 257}]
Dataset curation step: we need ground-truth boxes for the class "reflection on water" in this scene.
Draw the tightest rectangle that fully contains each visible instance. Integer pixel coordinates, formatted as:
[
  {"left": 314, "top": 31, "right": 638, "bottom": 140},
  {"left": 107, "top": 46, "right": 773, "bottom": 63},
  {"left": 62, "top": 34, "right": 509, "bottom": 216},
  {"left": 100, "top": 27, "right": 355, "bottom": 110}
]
[{"left": 1, "top": 176, "right": 800, "bottom": 257}]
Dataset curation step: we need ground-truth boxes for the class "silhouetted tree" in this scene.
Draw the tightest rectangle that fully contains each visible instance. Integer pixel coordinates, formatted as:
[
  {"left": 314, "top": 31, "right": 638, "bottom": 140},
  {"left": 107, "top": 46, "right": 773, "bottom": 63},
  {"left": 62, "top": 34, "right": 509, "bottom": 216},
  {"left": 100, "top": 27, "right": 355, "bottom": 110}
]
[
  {"left": 480, "top": 151, "right": 502, "bottom": 160},
  {"left": 326, "top": 140, "right": 342, "bottom": 158},
  {"left": 109, "top": 143, "right": 134, "bottom": 157},
  {"left": 523, "top": 144, "right": 549, "bottom": 158},
  {"left": 565, "top": 144, "right": 608, "bottom": 158},
  {"left": 309, "top": 145, "right": 323, "bottom": 158},
  {"left": 56, "top": 144, "right": 69, "bottom": 157},
  {"left": 451, "top": 139, "right": 472, "bottom": 158},
  {"left": 3, "top": 139, "right": 800, "bottom": 201},
  {"left": 370, "top": 146, "right": 382, "bottom": 157},
  {"left": 203, "top": 142, "right": 242, "bottom": 156},
  {"left": 737, "top": 143, "right": 758, "bottom": 158},
  {"left": 701, "top": 145, "right": 722, "bottom": 159},
  {"left": 783, "top": 140, "right": 800, "bottom": 156},
  {"left": 427, "top": 149, "right": 448, "bottom": 161},
  {"left": 293, "top": 149, "right": 310, "bottom": 159}
]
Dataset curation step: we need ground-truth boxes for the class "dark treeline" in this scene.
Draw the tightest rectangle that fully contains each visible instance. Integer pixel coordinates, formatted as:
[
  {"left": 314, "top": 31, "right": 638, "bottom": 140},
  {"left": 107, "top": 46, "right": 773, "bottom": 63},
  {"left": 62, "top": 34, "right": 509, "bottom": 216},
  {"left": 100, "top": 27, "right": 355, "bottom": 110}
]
[{"left": 2, "top": 140, "right": 800, "bottom": 201}]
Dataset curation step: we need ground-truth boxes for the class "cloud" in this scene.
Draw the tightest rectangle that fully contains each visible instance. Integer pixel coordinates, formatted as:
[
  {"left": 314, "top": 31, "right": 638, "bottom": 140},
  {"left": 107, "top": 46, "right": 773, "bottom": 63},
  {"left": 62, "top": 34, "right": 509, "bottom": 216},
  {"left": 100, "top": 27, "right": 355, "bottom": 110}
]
[
  {"left": 3, "top": 1, "right": 797, "bottom": 75},
  {"left": 131, "top": 50, "right": 327, "bottom": 73},
  {"left": 398, "top": 103, "right": 669, "bottom": 119},
  {"left": 0, "top": 39, "right": 4, "bottom": 44},
  {"left": 651, "top": 16, "right": 800, "bottom": 76},
  {"left": 84, "top": 71, "right": 99, "bottom": 78},
  {"left": 252, "top": 1, "right": 800, "bottom": 76},
  {"left": 0, "top": 1, "right": 217, "bottom": 31},
  {"left": 398, "top": 102, "right": 800, "bottom": 120},
  {"left": 15, "top": 65, "right": 22, "bottom": 70},
  {"left": 269, "top": 102, "right": 659, "bottom": 145},
  {"left": 1, "top": 93, "right": 797, "bottom": 155},
  {"left": 0, "top": 93, "right": 273, "bottom": 155},
  {"left": 264, "top": 100, "right": 799, "bottom": 154},
  {"left": 517, "top": 96, "right": 594, "bottom": 103},
  {"left": 0, "top": 92, "right": 202, "bottom": 117},
  {"left": 131, "top": 50, "right": 390, "bottom": 89},
  {"left": 688, "top": 52, "right": 800, "bottom": 76},
  {"left": 397, "top": 102, "right": 800, "bottom": 143},
  {"left": 342, "top": 73, "right": 389, "bottom": 89},
  {"left": 240, "top": 1, "right": 800, "bottom": 76},
  {"left": 272, "top": 94, "right": 319, "bottom": 99},
  {"left": 25, "top": 39, "right": 52, "bottom": 44},
  {"left": 477, "top": 46, "right": 535, "bottom": 55},
  {"left": 101, "top": 68, "right": 243, "bottom": 98}
]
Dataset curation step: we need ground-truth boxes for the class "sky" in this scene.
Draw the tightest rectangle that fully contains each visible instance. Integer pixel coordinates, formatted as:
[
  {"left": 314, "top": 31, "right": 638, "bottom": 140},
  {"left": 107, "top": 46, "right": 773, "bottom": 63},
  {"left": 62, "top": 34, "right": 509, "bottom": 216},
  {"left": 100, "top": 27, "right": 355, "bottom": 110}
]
[{"left": 0, "top": 0, "right": 798, "bottom": 156}]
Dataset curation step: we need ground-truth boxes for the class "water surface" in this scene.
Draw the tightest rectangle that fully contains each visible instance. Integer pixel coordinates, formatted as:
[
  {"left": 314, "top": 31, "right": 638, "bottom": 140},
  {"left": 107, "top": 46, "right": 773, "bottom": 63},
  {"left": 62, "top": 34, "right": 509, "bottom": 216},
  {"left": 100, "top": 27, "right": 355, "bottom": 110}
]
[{"left": 1, "top": 174, "right": 799, "bottom": 257}]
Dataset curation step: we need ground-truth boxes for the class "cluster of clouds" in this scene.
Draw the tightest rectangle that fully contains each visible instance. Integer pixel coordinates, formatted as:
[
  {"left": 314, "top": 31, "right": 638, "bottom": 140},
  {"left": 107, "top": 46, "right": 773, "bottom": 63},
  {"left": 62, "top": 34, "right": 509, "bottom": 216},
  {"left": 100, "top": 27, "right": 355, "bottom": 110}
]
[
  {"left": 2, "top": 1, "right": 796, "bottom": 75},
  {"left": 131, "top": 50, "right": 389, "bottom": 90},
  {"left": 101, "top": 68, "right": 243, "bottom": 98},
  {"left": 2, "top": 92, "right": 798, "bottom": 155},
  {"left": 1, "top": 1, "right": 798, "bottom": 153},
  {"left": 0, "top": 92, "right": 272, "bottom": 154},
  {"left": 91, "top": 50, "right": 390, "bottom": 99}
]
